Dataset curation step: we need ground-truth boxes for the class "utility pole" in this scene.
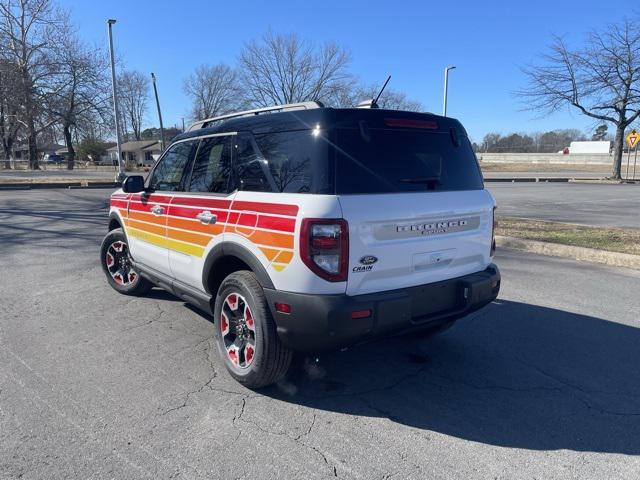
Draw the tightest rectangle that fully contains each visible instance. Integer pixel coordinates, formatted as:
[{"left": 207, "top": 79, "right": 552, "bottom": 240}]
[
  {"left": 107, "top": 19, "right": 125, "bottom": 182},
  {"left": 443, "top": 65, "right": 456, "bottom": 117},
  {"left": 151, "top": 73, "right": 165, "bottom": 152}
]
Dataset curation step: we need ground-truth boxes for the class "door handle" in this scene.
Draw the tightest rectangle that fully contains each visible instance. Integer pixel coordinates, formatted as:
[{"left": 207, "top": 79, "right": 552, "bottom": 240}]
[
  {"left": 196, "top": 210, "right": 217, "bottom": 224},
  {"left": 150, "top": 205, "right": 165, "bottom": 216}
]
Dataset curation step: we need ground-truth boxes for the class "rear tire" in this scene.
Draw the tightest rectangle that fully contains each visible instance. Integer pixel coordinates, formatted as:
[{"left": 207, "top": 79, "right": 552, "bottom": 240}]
[
  {"left": 213, "top": 271, "right": 292, "bottom": 389},
  {"left": 100, "top": 228, "right": 151, "bottom": 296}
]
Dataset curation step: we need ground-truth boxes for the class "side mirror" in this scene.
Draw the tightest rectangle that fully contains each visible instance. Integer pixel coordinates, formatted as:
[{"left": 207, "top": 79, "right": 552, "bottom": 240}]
[{"left": 122, "top": 175, "right": 145, "bottom": 193}]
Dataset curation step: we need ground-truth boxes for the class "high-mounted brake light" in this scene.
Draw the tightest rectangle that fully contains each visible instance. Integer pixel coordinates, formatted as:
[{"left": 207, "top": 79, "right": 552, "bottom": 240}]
[
  {"left": 384, "top": 118, "right": 438, "bottom": 129},
  {"left": 300, "top": 218, "right": 349, "bottom": 282}
]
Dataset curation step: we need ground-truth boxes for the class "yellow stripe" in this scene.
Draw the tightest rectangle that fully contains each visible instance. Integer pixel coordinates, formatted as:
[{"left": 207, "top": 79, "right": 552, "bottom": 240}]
[{"left": 127, "top": 227, "right": 205, "bottom": 257}]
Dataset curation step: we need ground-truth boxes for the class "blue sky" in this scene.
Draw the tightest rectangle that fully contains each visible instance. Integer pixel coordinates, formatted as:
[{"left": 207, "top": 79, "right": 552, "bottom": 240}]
[{"left": 59, "top": 0, "right": 630, "bottom": 142}]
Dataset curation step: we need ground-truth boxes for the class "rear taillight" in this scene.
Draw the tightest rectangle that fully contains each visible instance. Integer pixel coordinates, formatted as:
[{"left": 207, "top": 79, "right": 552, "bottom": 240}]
[
  {"left": 490, "top": 206, "right": 497, "bottom": 256},
  {"left": 300, "top": 218, "right": 349, "bottom": 282}
]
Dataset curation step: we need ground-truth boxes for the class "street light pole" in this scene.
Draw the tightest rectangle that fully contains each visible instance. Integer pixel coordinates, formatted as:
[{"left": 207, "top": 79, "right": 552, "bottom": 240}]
[
  {"left": 151, "top": 73, "right": 165, "bottom": 152},
  {"left": 107, "top": 19, "right": 125, "bottom": 182},
  {"left": 442, "top": 65, "right": 456, "bottom": 117}
]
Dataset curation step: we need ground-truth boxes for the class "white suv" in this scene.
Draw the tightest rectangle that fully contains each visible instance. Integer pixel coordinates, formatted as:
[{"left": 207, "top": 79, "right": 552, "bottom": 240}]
[{"left": 101, "top": 102, "right": 500, "bottom": 388}]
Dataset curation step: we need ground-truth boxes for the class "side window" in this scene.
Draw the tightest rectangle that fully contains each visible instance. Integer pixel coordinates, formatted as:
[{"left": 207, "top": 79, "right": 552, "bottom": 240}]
[
  {"left": 254, "top": 132, "right": 314, "bottom": 193},
  {"left": 233, "top": 133, "right": 274, "bottom": 192},
  {"left": 188, "top": 136, "right": 232, "bottom": 193},
  {"left": 148, "top": 141, "right": 195, "bottom": 191}
]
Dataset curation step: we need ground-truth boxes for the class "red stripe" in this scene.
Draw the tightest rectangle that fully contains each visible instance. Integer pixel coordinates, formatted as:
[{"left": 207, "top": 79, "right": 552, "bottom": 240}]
[
  {"left": 110, "top": 199, "right": 128, "bottom": 209},
  {"left": 257, "top": 215, "right": 296, "bottom": 232},
  {"left": 111, "top": 193, "right": 130, "bottom": 200},
  {"left": 168, "top": 205, "right": 230, "bottom": 223},
  {"left": 170, "top": 196, "right": 232, "bottom": 210},
  {"left": 130, "top": 193, "right": 174, "bottom": 204},
  {"left": 129, "top": 202, "right": 161, "bottom": 213},
  {"left": 231, "top": 200, "right": 298, "bottom": 217}
]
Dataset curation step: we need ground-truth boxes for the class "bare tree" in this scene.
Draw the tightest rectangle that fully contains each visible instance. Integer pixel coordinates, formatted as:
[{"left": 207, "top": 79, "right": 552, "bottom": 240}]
[
  {"left": 0, "top": 0, "right": 63, "bottom": 169},
  {"left": 118, "top": 70, "right": 148, "bottom": 140},
  {"left": 238, "top": 31, "right": 352, "bottom": 107},
  {"left": 0, "top": 59, "right": 22, "bottom": 168},
  {"left": 183, "top": 63, "right": 240, "bottom": 121},
  {"left": 46, "top": 28, "right": 111, "bottom": 169},
  {"left": 351, "top": 83, "right": 423, "bottom": 111},
  {"left": 520, "top": 18, "right": 640, "bottom": 179}
]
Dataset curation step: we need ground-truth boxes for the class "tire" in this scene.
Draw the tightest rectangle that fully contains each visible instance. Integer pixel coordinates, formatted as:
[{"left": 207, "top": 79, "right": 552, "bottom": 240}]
[
  {"left": 100, "top": 228, "right": 151, "bottom": 296},
  {"left": 213, "top": 271, "right": 292, "bottom": 389}
]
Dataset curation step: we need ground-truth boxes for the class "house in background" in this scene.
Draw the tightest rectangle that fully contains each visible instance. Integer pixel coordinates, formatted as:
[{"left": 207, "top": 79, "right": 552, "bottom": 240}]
[{"left": 106, "top": 140, "right": 162, "bottom": 166}]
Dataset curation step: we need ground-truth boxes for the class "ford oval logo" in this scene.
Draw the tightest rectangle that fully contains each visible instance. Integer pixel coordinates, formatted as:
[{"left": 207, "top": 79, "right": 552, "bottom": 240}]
[{"left": 360, "top": 255, "right": 378, "bottom": 265}]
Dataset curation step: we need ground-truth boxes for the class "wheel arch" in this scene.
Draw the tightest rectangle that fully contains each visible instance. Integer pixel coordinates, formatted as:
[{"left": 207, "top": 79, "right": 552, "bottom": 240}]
[
  {"left": 203, "top": 243, "right": 275, "bottom": 298},
  {"left": 108, "top": 211, "right": 124, "bottom": 231}
]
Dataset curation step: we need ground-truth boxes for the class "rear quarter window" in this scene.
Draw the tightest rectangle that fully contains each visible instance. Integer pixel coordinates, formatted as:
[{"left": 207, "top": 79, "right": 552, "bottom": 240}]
[
  {"left": 234, "top": 130, "right": 332, "bottom": 194},
  {"left": 335, "top": 127, "right": 483, "bottom": 194}
]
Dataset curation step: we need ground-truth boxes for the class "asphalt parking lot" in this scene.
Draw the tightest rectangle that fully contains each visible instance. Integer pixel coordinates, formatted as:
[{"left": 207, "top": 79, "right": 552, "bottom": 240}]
[
  {"left": 488, "top": 182, "right": 640, "bottom": 228},
  {"left": 2, "top": 188, "right": 640, "bottom": 479}
]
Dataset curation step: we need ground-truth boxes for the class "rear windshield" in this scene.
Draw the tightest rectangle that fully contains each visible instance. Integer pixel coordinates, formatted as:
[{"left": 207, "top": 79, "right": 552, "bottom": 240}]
[{"left": 334, "top": 128, "right": 483, "bottom": 194}]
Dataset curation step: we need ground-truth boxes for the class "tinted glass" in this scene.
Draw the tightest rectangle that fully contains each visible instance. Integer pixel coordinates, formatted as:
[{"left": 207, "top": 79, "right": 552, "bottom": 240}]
[
  {"left": 148, "top": 141, "right": 195, "bottom": 191},
  {"left": 335, "top": 128, "right": 483, "bottom": 194},
  {"left": 188, "top": 136, "right": 232, "bottom": 193},
  {"left": 233, "top": 131, "right": 331, "bottom": 194},
  {"left": 232, "top": 133, "right": 271, "bottom": 192}
]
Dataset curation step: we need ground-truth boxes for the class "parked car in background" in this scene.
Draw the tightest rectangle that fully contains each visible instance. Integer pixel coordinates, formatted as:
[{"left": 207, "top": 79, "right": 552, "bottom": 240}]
[{"left": 43, "top": 153, "right": 64, "bottom": 164}]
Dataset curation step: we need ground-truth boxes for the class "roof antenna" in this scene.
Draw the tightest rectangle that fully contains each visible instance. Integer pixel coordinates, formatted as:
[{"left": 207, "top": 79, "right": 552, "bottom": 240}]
[{"left": 373, "top": 75, "right": 391, "bottom": 107}]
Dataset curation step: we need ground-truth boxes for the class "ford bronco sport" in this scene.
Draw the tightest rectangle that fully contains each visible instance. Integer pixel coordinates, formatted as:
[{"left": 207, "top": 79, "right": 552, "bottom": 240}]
[{"left": 101, "top": 102, "right": 501, "bottom": 388}]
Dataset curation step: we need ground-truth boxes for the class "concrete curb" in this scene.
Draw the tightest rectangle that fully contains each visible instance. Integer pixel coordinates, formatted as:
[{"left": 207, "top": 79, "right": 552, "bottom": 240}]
[
  {"left": 496, "top": 235, "right": 640, "bottom": 270},
  {"left": 0, "top": 181, "right": 118, "bottom": 190}
]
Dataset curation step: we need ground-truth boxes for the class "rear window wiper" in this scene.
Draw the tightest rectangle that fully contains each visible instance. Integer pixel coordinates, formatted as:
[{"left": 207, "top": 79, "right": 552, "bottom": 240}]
[{"left": 398, "top": 176, "right": 441, "bottom": 184}]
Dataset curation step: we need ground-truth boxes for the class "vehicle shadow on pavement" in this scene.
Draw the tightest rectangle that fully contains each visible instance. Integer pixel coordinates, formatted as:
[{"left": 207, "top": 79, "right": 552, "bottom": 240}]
[{"left": 264, "top": 299, "right": 640, "bottom": 455}]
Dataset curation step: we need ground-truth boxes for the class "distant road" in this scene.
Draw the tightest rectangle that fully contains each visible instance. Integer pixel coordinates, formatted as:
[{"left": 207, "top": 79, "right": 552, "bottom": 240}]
[
  {"left": 485, "top": 170, "right": 609, "bottom": 179},
  {"left": 488, "top": 182, "right": 640, "bottom": 228}
]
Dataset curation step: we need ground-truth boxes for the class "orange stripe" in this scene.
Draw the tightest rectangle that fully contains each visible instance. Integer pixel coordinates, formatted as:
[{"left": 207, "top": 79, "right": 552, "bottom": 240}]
[
  {"left": 127, "top": 219, "right": 165, "bottom": 237},
  {"left": 229, "top": 228, "right": 294, "bottom": 249},
  {"left": 258, "top": 247, "right": 280, "bottom": 261},
  {"left": 167, "top": 228, "right": 212, "bottom": 247},
  {"left": 128, "top": 210, "right": 164, "bottom": 225},
  {"left": 167, "top": 216, "right": 224, "bottom": 236},
  {"left": 273, "top": 250, "right": 294, "bottom": 264},
  {"left": 119, "top": 208, "right": 128, "bottom": 219}
]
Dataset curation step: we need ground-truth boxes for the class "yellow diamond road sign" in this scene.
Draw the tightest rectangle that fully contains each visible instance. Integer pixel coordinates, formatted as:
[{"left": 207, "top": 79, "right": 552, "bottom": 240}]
[{"left": 627, "top": 129, "right": 640, "bottom": 149}]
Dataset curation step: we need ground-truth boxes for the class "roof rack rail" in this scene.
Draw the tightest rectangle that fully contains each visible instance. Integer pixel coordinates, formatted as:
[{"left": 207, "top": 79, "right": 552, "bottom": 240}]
[{"left": 187, "top": 101, "right": 323, "bottom": 131}]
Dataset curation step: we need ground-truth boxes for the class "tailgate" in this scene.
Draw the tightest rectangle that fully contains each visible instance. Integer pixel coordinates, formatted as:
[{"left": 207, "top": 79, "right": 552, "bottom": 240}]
[{"left": 339, "top": 190, "right": 495, "bottom": 296}]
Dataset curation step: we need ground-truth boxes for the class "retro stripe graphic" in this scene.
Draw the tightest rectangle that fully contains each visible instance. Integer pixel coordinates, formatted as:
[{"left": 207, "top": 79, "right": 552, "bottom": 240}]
[{"left": 109, "top": 193, "right": 298, "bottom": 271}]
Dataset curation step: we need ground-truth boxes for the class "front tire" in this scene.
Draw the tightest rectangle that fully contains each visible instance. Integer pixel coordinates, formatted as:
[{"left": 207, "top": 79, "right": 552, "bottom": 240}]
[
  {"left": 214, "top": 271, "right": 292, "bottom": 388},
  {"left": 100, "top": 228, "right": 151, "bottom": 296}
]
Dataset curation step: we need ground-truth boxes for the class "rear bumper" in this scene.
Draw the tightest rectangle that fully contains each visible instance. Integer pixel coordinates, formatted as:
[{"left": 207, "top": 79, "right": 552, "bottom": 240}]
[{"left": 264, "top": 263, "right": 500, "bottom": 352}]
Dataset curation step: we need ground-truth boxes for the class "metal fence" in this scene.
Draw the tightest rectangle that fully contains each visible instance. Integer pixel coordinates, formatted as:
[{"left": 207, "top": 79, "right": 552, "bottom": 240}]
[{"left": 0, "top": 159, "right": 148, "bottom": 173}]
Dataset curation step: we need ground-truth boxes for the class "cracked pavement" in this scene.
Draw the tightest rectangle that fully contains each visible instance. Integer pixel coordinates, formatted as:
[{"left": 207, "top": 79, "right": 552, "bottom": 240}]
[{"left": 1, "top": 188, "right": 640, "bottom": 479}]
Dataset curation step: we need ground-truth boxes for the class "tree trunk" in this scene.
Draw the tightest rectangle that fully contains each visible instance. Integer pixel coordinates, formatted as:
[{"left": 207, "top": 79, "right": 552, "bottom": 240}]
[
  {"left": 27, "top": 116, "right": 39, "bottom": 169},
  {"left": 63, "top": 124, "right": 75, "bottom": 170},
  {"left": 611, "top": 124, "right": 625, "bottom": 180}
]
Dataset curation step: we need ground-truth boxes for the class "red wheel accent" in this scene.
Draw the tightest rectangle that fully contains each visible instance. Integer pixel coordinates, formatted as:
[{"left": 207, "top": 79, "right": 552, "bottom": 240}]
[
  {"left": 245, "top": 343, "right": 255, "bottom": 365},
  {"left": 227, "top": 346, "right": 239, "bottom": 366},
  {"left": 226, "top": 294, "right": 238, "bottom": 311},
  {"left": 220, "top": 292, "right": 257, "bottom": 369},
  {"left": 244, "top": 305, "right": 255, "bottom": 331},
  {"left": 220, "top": 312, "right": 230, "bottom": 336},
  {"left": 105, "top": 240, "right": 137, "bottom": 287}
]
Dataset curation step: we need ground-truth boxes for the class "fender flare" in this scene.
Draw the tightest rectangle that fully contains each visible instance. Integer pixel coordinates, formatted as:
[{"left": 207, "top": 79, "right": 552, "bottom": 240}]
[
  {"left": 202, "top": 242, "right": 275, "bottom": 294},
  {"left": 108, "top": 211, "right": 124, "bottom": 230}
]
